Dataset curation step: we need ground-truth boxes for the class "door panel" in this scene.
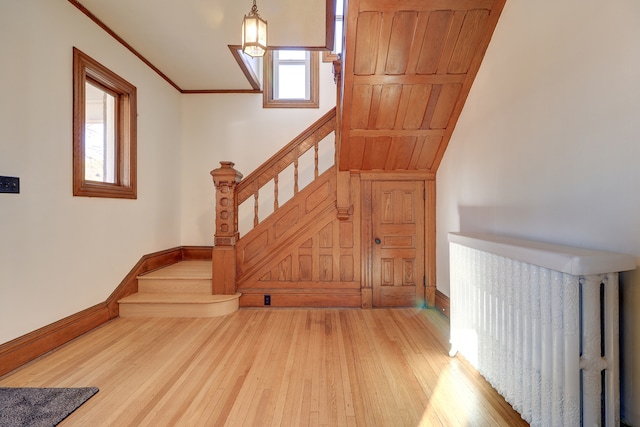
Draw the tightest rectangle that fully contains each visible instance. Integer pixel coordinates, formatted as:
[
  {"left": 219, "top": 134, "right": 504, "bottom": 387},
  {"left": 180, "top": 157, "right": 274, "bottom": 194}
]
[{"left": 371, "top": 181, "right": 424, "bottom": 307}]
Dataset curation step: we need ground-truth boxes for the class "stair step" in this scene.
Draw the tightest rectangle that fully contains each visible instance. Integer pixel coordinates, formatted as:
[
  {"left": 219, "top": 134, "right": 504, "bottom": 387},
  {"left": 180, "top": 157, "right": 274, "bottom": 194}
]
[
  {"left": 138, "top": 260, "right": 212, "bottom": 294},
  {"left": 118, "top": 292, "right": 241, "bottom": 318}
]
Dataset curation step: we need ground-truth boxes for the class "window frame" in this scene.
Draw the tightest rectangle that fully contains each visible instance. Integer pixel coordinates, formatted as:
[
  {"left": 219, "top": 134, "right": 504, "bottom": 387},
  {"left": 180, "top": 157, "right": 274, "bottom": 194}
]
[
  {"left": 73, "top": 47, "right": 137, "bottom": 199},
  {"left": 263, "top": 50, "right": 319, "bottom": 108},
  {"left": 323, "top": 0, "right": 343, "bottom": 62}
]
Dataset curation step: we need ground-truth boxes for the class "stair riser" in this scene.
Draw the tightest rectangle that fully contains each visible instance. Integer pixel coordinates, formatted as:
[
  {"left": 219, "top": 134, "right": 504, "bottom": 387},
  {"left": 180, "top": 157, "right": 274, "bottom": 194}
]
[
  {"left": 138, "top": 279, "right": 211, "bottom": 294},
  {"left": 119, "top": 299, "right": 238, "bottom": 318}
]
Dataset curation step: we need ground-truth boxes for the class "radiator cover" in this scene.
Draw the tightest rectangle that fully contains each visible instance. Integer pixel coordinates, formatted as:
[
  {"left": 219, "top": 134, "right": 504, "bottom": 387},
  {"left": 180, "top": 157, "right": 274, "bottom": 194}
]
[{"left": 448, "top": 232, "right": 635, "bottom": 427}]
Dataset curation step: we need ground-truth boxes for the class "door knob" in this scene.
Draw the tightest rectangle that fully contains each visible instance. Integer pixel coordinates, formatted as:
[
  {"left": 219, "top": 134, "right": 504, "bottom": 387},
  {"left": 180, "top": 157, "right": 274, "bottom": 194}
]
[{"left": 374, "top": 238, "right": 381, "bottom": 244}]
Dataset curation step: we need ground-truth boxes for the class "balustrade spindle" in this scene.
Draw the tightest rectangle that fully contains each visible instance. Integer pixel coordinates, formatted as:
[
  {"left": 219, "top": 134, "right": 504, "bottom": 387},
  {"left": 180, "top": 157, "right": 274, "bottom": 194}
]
[
  {"left": 314, "top": 142, "right": 319, "bottom": 179},
  {"left": 294, "top": 157, "right": 299, "bottom": 194},
  {"left": 274, "top": 174, "right": 279, "bottom": 210},
  {"left": 253, "top": 189, "right": 259, "bottom": 227}
]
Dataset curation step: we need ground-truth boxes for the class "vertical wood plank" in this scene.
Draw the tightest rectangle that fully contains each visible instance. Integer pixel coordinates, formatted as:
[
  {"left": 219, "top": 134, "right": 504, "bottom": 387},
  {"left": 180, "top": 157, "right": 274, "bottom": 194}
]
[
  {"left": 375, "top": 84, "right": 403, "bottom": 129},
  {"left": 374, "top": 12, "right": 395, "bottom": 75},
  {"left": 448, "top": 9, "right": 490, "bottom": 74},
  {"left": 384, "top": 11, "right": 417, "bottom": 75},
  {"left": 416, "top": 10, "right": 454, "bottom": 75},
  {"left": 354, "top": 12, "right": 381, "bottom": 75},
  {"left": 436, "top": 11, "right": 466, "bottom": 75},
  {"left": 430, "top": 83, "right": 462, "bottom": 129},
  {"left": 350, "top": 85, "right": 373, "bottom": 129},
  {"left": 403, "top": 84, "right": 432, "bottom": 129},
  {"left": 361, "top": 180, "right": 373, "bottom": 308}
]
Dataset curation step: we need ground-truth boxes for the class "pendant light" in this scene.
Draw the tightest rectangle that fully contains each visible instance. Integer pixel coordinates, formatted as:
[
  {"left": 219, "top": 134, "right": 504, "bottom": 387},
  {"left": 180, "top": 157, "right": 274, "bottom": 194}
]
[{"left": 242, "top": 0, "right": 267, "bottom": 57}]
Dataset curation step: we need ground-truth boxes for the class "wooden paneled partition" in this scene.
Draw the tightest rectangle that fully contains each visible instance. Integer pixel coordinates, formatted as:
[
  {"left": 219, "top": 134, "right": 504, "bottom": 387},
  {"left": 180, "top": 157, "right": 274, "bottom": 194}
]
[{"left": 236, "top": 168, "right": 363, "bottom": 307}]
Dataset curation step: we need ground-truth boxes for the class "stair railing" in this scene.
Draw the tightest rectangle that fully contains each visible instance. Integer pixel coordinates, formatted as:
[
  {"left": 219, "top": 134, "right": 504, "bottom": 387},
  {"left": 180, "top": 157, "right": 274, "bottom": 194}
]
[
  {"left": 235, "top": 107, "right": 336, "bottom": 233},
  {"left": 210, "top": 61, "right": 343, "bottom": 296}
]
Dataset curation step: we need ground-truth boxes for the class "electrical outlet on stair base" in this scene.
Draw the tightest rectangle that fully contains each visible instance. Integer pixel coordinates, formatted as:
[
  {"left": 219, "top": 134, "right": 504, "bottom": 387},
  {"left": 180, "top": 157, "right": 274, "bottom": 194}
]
[
  {"left": 264, "top": 295, "right": 271, "bottom": 306},
  {"left": 0, "top": 176, "right": 19, "bottom": 193}
]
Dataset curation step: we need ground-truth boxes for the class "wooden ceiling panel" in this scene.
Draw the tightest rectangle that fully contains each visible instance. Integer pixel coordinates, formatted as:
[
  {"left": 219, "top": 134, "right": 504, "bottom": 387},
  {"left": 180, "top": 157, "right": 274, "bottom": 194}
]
[
  {"left": 385, "top": 12, "right": 418, "bottom": 75},
  {"left": 414, "top": 136, "right": 442, "bottom": 170},
  {"left": 345, "top": 136, "right": 366, "bottom": 170},
  {"left": 420, "top": 85, "right": 443, "bottom": 129},
  {"left": 374, "top": 13, "right": 394, "bottom": 75},
  {"left": 354, "top": 12, "right": 380, "bottom": 75},
  {"left": 430, "top": 84, "right": 462, "bottom": 129},
  {"left": 403, "top": 84, "right": 432, "bottom": 130},
  {"left": 375, "top": 85, "right": 403, "bottom": 129},
  {"left": 386, "top": 137, "right": 418, "bottom": 170},
  {"left": 435, "top": 11, "right": 467, "bottom": 75},
  {"left": 448, "top": 9, "right": 491, "bottom": 74},
  {"left": 340, "top": 0, "right": 506, "bottom": 172},
  {"left": 350, "top": 85, "right": 373, "bottom": 129},
  {"left": 416, "top": 10, "right": 454, "bottom": 75},
  {"left": 362, "top": 137, "right": 392, "bottom": 170}
]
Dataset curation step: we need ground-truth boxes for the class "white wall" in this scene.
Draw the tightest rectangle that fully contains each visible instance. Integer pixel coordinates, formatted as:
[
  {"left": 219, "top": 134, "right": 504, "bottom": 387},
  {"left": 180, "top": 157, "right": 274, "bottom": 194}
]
[
  {"left": 436, "top": 0, "right": 640, "bottom": 423},
  {"left": 180, "top": 61, "right": 337, "bottom": 245},
  {"left": 0, "top": 1, "right": 182, "bottom": 344}
]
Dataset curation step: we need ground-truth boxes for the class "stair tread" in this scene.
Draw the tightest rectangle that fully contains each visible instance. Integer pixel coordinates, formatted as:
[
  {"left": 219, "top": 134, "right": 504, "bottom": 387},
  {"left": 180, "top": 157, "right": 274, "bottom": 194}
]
[
  {"left": 119, "top": 292, "right": 241, "bottom": 304},
  {"left": 138, "top": 261, "right": 211, "bottom": 280}
]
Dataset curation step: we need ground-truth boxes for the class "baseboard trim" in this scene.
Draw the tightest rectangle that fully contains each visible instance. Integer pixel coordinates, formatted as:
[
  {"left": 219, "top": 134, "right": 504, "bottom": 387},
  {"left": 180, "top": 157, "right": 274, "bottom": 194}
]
[
  {"left": 239, "top": 289, "right": 362, "bottom": 308},
  {"left": 435, "top": 289, "right": 450, "bottom": 318},
  {"left": 0, "top": 246, "right": 212, "bottom": 378}
]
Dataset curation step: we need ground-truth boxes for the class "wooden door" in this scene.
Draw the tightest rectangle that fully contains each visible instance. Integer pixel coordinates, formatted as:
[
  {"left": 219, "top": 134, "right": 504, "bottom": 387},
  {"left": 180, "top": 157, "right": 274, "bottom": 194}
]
[{"left": 371, "top": 181, "right": 425, "bottom": 307}]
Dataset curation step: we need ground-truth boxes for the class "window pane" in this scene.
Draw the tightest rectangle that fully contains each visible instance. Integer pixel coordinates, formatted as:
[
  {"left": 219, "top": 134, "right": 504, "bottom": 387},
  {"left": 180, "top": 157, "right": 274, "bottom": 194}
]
[
  {"left": 85, "top": 82, "right": 116, "bottom": 183},
  {"left": 277, "top": 50, "right": 307, "bottom": 61},
  {"left": 336, "top": 0, "right": 343, "bottom": 16},
  {"left": 277, "top": 64, "right": 307, "bottom": 99},
  {"left": 334, "top": 19, "right": 343, "bottom": 54}
]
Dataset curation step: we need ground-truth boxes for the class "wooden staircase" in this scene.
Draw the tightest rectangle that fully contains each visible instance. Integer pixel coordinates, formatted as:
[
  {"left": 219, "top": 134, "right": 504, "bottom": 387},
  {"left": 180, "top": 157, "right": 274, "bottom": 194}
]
[{"left": 118, "top": 261, "right": 240, "bottom": 317}]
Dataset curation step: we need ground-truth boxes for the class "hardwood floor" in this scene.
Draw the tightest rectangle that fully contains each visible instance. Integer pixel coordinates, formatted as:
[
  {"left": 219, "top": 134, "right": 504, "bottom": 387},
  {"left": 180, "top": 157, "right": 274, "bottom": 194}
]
[{"left": 0, "top": 309, "right": 528, "bottom": 426}]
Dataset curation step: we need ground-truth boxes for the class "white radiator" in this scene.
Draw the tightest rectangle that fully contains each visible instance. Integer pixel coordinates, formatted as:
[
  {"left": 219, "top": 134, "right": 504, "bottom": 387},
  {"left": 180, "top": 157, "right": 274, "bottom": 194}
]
[{"left": 448, "top": 233, "right": 635, "bottom": 427}]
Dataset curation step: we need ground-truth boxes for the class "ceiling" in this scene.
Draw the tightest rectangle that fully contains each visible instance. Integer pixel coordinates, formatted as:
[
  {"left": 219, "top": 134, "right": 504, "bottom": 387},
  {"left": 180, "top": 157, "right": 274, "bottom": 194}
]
[
  {"left": 70, "top": 0, "right": 329, "bottom": 91},
  {"left": 70, "top": 0, "right": 507, "bottom": 175}
]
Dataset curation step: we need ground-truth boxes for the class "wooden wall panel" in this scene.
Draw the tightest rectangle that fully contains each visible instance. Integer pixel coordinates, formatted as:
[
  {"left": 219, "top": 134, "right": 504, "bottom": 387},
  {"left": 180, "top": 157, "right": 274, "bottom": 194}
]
[{"left": 237, "top": 168, "right": 361, "bottom": 307}]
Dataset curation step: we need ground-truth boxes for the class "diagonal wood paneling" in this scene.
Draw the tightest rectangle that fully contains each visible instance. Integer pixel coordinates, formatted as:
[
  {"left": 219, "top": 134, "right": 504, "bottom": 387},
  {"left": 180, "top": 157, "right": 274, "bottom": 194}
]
[{"left": 340, "top": 0, "right": 506, "bottom": 173}]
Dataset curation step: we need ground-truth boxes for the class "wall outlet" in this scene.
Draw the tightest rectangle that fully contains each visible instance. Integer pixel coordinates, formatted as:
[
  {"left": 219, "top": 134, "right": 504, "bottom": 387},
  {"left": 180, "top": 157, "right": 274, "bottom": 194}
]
[
  {"left": 264, "top": 294, "right": 271, "bottom": 306},
  {"left": 0, "top": 176, "right": 19, "bottom": 194}
]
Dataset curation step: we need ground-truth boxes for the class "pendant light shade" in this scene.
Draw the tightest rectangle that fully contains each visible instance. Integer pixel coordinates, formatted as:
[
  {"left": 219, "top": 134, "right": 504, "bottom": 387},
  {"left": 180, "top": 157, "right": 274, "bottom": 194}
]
[{"left": 242, "top": 0, "right": 267, "bottom": 57}]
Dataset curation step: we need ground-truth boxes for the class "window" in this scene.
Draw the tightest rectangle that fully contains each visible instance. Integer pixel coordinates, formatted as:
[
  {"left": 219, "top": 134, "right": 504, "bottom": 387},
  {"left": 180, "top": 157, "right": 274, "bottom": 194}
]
[
  {"left": 73, "top": 48, "right": 137, "bottom": 198},
  {"left": 263, "top": 50, "right": 319, "bottom": 108}
]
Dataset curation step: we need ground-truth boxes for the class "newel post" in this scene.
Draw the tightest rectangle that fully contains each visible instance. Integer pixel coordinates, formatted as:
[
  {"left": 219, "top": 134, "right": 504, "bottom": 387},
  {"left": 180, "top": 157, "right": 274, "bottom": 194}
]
[{"left": 210, "top": 161, "right": 243, "bottom": 295}]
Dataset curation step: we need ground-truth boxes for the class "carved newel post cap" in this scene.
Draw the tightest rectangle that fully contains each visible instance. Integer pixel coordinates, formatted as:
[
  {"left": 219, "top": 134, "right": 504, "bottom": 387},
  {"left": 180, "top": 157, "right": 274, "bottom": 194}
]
[{"left": 210, "top": 161, "right": 243, "bottom": 185}]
